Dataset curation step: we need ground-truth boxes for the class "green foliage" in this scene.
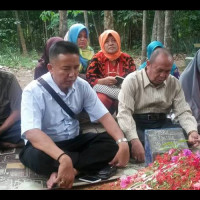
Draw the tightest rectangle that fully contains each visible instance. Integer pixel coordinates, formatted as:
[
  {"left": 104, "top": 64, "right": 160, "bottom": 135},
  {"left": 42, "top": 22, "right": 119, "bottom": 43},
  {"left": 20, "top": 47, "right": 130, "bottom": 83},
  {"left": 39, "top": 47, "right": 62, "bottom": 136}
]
[
  {"left": 0, "top": 16, "right": 17, "bottom": 46},
  {"left": 67, "top": 18, "right": 79, "bottom": 29},
  {"left": 114, "top": 10, "right": 142, "bottom": 25},
  {"left": 172, "top": 10, "right": 200, "bottom": 54},
  {"left": 159, "top": 139, "right": 188, "bottom": 152},
  {"left": 47, "top": 13, "right": 59, "bottom": 33},
  {"left": 114, "top": 10, "right": 143, "bottom": 50},
  {"left": 67, "top": 10, "right": 85, "bottom": 25},
  {"left": 68, "top": 10, "right": 83, "bottom": 17},
  {"left": 0, "top": 45, "right": 38, "bottom": 69},
  {"left": 40, "top": 11, "right": 55, "bottom": 22},
  {"left": 1, "top": 10, "right": 200, "bottom": 66},
  {"left": 40, "top": 11, "right": 59, "bottom": 35}
]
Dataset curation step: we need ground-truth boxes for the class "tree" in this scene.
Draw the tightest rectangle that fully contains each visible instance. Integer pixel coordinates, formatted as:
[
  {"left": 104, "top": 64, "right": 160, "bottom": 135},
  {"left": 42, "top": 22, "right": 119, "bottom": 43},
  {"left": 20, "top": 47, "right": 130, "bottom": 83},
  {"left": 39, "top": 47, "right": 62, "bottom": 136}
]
[
  {"left": 151, "top": 11, "right": 158, "bottom": 41},
  {"left": 91, "top": 11, "right": 99, "bottom": 39},
  {"left": 14, "top": 10, "right": 28, "bottom": 56},
  {"left": 40, "top": 11, "right": 49, "bottom": 42},
  {"left": 104, "top": 10, "right": 114, "bottom": 30},
  {"left": 1, "top": 10, "right": 200, "bottom": 58},
  {"left": 59, "top": 10, "right": 67, "bottom": 38},
  {"left": 40, "top": 11, "right": 60, "bottom": 42},
  {"left": 151, "top": 10, "right": 165, "bottom": 43},
  {"left": 157, "top": 11, "right": 165, "bottom": 43},
  {"left": 164, "top": 10, "right": 173, "bottom": 53},
  {"left": 141, "top": 10, "right": 147, "bottom": 63},
  {"left": 83, "top": 10, "right": 90, "bottom": 44}
]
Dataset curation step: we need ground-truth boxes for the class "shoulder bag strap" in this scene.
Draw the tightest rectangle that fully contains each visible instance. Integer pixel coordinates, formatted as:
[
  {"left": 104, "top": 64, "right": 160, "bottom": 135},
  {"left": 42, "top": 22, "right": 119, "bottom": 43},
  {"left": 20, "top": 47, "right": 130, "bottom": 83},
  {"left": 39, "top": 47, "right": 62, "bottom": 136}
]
[{"left": 37, "top": 77, "right": 76, "bottom": 119}]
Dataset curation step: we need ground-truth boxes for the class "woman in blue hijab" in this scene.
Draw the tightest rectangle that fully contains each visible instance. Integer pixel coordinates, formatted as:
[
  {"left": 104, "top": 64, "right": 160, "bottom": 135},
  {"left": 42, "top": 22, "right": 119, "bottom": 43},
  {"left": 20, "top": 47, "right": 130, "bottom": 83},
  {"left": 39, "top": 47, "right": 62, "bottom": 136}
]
[
  {"left": 64, "top": 23, "right": 94, "bottom": 80},
  {"left": 139, "top": 41, "right": 180, "bottom": 79}
]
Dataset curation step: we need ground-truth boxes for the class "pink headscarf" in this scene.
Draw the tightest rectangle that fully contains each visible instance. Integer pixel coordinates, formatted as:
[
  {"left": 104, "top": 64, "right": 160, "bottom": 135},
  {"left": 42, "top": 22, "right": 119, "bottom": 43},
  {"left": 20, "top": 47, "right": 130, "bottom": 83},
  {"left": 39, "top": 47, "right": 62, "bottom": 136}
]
[{"left": 99, "top": 30, "right": 122, "bottom": 61}]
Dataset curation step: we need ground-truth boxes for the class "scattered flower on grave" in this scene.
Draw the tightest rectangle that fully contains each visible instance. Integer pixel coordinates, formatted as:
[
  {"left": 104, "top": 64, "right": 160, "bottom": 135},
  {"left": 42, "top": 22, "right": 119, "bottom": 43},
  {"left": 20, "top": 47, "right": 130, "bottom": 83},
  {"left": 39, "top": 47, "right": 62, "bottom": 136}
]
[{"left": 119, "top": 148, "right": 200, "bottom": 190}]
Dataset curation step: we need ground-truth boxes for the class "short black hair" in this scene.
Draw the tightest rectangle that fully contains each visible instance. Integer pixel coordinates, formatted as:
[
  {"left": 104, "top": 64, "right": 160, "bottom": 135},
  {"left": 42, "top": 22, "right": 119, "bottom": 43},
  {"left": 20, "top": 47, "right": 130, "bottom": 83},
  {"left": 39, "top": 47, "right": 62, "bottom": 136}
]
[{"left": 49, "top": 41, "right": 80, "bottom": 62}]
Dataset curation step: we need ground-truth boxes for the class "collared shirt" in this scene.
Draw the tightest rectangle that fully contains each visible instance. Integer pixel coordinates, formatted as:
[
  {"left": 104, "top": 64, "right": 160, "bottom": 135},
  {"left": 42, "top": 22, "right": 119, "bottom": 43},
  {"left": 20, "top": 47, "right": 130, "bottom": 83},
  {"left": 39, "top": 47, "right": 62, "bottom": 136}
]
[
  {"left": 21, "top": 72, "right": 108, "bottom": 142},
  {"left": 117, "top": 69, "right": 197, "bottom": 141},
  {"left": 0, "top": 70, "right": 22, "bottom": 125}
]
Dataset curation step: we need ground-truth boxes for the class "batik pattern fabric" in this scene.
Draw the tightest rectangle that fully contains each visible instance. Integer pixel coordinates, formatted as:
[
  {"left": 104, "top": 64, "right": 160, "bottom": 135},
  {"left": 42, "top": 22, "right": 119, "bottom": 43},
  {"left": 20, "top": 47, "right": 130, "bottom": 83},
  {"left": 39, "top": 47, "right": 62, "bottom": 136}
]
[{"left": 86, "top": 51, "right": 136, "bottom": 87}]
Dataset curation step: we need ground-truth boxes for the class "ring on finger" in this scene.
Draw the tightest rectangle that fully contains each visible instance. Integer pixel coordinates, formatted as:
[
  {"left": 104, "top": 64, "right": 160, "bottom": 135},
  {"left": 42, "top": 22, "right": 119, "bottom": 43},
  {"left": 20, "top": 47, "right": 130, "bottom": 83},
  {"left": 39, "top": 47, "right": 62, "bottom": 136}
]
[{"left": 60, "top": 180, "right": 65, "bottom": 185}]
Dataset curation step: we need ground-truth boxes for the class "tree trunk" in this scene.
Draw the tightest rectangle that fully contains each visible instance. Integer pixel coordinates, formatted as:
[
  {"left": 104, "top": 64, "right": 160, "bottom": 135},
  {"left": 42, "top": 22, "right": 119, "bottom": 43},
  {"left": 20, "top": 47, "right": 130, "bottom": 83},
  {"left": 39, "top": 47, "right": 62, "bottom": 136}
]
[
  {"left": 44, "top": 21, "right": 48, "bottom": 42},
  {"left": 91, "top": 11, "right": 99, "bottom": 40},
  {"left": 98, "top": 11, "right": 103, "bottom": 34},
  {"left": 164, "top": 10, "right": 173, "bottom": 53},
  {"left": 26, "top": 11, "right": 34, "bottom": 50},
  {"left": 157, "top": 11, "right": 165, "bottom": 43},
  {"left": 83, "top": 10, "right": 90, "bottom": 44},
  {"left": 59, "top": 10, "right": 67, "bottom": 38},
  {"left": 104, "top": 10, "right": 114, "bottom": 30},
  {"left": 141, "top": 10, "right": 147, "bottom": 63},
  {"left": 128, "top": 21, "right": 131, "bottom": 49},
  {"left": 14, "top": 10, "right": 28, "bottom": 56},
  {"left": 151, "top": 11, "right": 158, "bottom": 41}
]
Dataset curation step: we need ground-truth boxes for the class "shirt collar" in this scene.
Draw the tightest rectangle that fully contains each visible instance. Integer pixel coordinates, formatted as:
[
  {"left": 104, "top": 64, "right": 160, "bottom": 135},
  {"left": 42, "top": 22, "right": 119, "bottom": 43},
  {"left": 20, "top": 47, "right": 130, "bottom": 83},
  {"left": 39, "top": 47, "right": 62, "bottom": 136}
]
[
  {"left": 42, "top": 72, "right": 76, "bottom": 96},
  {"left": 142, "top": 68, "right": 166, "bottom": 88}
]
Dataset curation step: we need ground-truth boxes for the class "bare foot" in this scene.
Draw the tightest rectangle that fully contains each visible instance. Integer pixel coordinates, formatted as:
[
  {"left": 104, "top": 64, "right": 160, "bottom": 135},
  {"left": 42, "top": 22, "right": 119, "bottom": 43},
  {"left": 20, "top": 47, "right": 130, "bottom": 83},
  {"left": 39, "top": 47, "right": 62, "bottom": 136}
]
[
  {"left": 47, "top": 172, "right": 58, "bottom": 189},
  {"left": 47, "top": 169, "right": 78, "bottom": 189}
]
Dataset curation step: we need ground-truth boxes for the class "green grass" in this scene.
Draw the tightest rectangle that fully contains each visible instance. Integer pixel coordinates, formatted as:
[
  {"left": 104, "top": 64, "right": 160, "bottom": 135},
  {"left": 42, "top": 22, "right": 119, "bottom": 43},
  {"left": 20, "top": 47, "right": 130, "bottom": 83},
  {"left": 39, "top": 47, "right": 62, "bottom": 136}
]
[
  {"left": 0, "top": 46, "right": 39, "bottom": 69},
  {"left": 0, "top": 45, "right": 143, "bottom": 70}
]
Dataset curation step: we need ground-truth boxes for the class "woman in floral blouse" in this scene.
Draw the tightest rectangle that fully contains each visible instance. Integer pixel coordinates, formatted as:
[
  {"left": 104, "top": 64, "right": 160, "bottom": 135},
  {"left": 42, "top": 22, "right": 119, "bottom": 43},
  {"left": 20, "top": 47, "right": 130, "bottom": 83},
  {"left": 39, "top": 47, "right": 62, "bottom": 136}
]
[{"left": 86, "top": 29, "right": 136, "bottom": 114}]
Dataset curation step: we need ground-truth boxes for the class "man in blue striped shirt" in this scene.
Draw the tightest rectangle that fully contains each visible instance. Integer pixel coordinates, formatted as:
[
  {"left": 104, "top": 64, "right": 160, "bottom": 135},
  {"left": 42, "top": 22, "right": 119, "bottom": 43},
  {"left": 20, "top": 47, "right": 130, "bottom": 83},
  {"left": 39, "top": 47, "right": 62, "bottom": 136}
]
[{"left": 19, "top": 41, "right": 129, "bottom": 189}]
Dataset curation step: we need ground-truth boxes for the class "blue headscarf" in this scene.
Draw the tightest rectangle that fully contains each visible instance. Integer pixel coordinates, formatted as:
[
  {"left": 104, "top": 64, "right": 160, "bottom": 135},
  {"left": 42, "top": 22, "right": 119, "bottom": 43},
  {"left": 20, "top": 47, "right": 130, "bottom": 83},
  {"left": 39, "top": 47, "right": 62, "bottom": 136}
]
[
  {"left": 139, "top": 41, "right": 178, "bottom": 78},
  {"left": 64, "top": 24, "right": 94, "bottom": 72},
  {"left": 67, "top": 23, "right": 89, "bottom": 44}
]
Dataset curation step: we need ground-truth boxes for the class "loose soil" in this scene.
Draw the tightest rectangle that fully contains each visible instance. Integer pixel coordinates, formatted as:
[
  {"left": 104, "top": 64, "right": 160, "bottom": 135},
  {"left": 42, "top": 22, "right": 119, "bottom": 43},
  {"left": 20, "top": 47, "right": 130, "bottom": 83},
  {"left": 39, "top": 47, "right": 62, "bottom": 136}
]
[{"left": 0, "top": 66, "right": 34, "bottom": 90}]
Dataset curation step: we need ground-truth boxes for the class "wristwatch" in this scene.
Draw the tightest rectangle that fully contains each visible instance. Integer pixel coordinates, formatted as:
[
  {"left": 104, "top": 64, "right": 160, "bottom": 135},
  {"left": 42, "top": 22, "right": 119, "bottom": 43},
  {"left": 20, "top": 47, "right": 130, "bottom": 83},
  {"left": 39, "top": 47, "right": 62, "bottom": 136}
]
[{"left": 116, "top": 137, "right": 128, "bottom": 144}]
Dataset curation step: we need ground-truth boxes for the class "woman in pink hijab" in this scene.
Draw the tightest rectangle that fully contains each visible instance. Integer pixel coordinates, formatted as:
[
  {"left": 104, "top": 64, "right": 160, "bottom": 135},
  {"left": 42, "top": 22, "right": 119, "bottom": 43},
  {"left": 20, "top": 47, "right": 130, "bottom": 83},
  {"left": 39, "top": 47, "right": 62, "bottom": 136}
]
[{"left": 86, "top": 30, "right": 136, "bottom": 114}]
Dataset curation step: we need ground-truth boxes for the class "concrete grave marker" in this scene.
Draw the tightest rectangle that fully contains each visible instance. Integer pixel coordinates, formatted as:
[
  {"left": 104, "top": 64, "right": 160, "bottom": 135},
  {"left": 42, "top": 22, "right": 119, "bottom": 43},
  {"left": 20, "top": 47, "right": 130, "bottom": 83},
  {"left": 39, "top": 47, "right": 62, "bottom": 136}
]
[{"left": 144, "top": 128, "right": 188, "bottom": 166}]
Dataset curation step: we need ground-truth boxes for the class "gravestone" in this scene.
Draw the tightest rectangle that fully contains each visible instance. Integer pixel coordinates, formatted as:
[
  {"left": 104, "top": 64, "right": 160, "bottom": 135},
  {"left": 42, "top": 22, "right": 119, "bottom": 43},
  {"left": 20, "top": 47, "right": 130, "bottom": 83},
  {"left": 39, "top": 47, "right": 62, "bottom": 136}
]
[{"left": 144, "top": 128, "right": 188, "bottom": 166}]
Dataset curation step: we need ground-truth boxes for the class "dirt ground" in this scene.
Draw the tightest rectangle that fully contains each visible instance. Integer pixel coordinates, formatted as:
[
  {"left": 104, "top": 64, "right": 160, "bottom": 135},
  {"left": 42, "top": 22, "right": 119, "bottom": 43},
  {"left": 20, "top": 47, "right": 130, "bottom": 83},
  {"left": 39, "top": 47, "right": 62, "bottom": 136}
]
[
  {"left": 0, "top": 66, "right": 34, "bottom": 89},
  {"left": 0, "top": 54, "right": 187, "bottom": 89}
]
